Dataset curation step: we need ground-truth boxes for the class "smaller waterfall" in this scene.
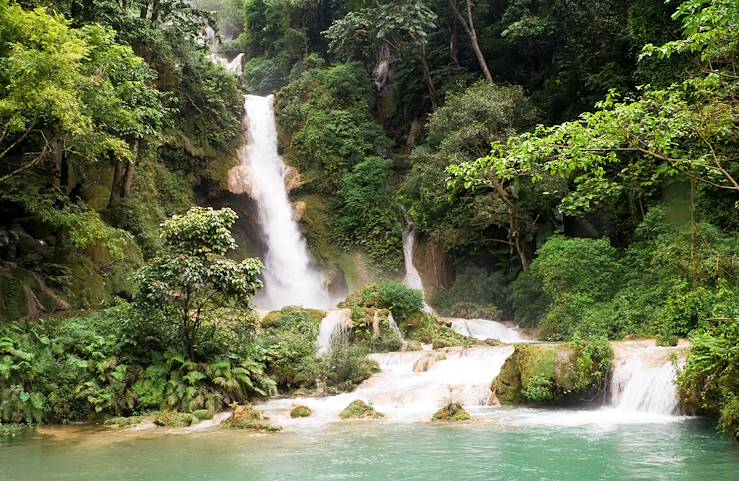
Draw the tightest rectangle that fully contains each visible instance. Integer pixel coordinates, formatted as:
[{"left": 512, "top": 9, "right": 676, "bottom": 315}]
[
  {"left": 450, "top": 318, "right": 525, "bottom": 344},
  {"left": 316, "top": 309, "right": 352, "bottom": 357},
  {"left": 225, "top": 53, "right": 244, "bottom": 74},
  {"left": 609, "top": 341, "right": 683, "bottom": 415},
  {"left": 401, "top": 210, "right": 433, "bottom": 313}
]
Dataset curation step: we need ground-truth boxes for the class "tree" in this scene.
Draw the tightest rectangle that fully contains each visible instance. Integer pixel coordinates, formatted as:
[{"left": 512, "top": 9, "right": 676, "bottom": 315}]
[
  {"left": 450, "top": 0, "right": 738, "bottom": 218},
  {"left": 324, "top": 0, "right": 440, "bottom": 106},
  {"left": 135, "top": 207, "right": 264, "bottom": 360},
  {"left": 448, "top": 0, "right": 492, "bottom": 83}
]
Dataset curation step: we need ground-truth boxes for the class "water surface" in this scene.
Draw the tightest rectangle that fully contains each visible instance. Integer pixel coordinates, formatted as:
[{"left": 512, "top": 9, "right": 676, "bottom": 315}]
[{"left": 2, "top": 409, "right": 737, "bottom": 481}]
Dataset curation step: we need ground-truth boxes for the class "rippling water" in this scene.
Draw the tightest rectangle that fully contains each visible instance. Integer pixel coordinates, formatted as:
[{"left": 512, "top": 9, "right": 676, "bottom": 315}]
[{"left": 1, "top": 409, "right": 737, "bottom": 481}]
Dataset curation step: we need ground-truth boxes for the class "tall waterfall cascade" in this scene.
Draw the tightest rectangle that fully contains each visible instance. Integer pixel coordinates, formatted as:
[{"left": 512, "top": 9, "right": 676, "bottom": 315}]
[
  {"left": 223, "top": 54, "right": 330, "bottom": 310},
  {"left": 608, "top": 341, "right": 684, "bottom": 415}
]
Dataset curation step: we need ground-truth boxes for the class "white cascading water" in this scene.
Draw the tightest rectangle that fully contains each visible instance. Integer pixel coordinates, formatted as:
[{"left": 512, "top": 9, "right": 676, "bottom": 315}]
[
  {"left": 260, "top": 345, "right": 514, "bottom": 426},
  {"left": 609, "top": 341, "right": 683, "bottom": 415},
  {"left": 401, "top": 217, "right": 434, "bottom": 313},
  {"left": 450, "top": 318, "right": 526, "bottom": 344},
  {"left": 316, "top": 309, "right": 352, "bottom": 357},
  {"left": 235, "top": 94, "right": 331, "bottom": 310}
]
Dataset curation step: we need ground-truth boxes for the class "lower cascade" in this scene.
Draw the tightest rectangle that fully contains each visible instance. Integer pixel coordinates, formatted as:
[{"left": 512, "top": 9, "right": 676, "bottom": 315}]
[
  {"left": 261, "top": 346, "right": 515, "bottom": 424},
  {"left": 608, "top": 341, "right": 685, "bottom": 415},
  {"left": 450, "top": 318, "right": 526, "bottom": 344}
]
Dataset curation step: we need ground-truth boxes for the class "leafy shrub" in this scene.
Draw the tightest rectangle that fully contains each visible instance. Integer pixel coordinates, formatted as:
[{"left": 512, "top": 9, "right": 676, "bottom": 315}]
[
  {"left": 679, "top": 320, "right": 739, "bottom": 440},
  {"left": 343, "top": 282, "right": 424, "bottom": 323},
  {"left": 431, "top": 267, "right": 509, "bottom": 319},
  {"left": 317, "top": 344, "right": 379, "bottom": 392},
  {"left": 243, "top": 57, "right": 285, "bottom": 95}
]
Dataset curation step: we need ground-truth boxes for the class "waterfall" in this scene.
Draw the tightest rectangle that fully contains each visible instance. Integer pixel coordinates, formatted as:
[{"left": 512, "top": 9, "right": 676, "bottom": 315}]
[
  {"left": 450, "top": 318, "right": 526, "bottom": 344},
  {"left": 609, "top": 341, "right": 682, "bottom": 415},
  {"left": 400, "top": 210, "right": 433, "bottom": 313},
  {"left": 225, "top": 53, "right": 244, "bottom": 75},
  {"left": 237, "top": 94, "right": 331, "bottom": 310},
  {"left": 316, "top": 309, "right": 352, "bottom": 357},
  {"left": 260, "top": 346, "right": 515, "bottom": 424}
]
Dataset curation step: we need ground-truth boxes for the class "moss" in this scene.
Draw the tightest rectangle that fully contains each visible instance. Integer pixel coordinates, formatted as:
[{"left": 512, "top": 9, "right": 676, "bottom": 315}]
[
  {"left": 295, "top": 193, "right": 340, "bottom": 267},
  {"left": 492, "top": 342, "right": 612, "bottom": 405},
  {"left": 104, "top": 415, "right": 150, "bottom": 428},
  {"left": 192, "top": 409, "right": 214, "bottom": 421},
  {"left": 289, "top": 405, "right": 313, "bottom": 418},
  {"left": 0, "top": 272, "right": 30, "bottom": 321},
  {"left": 223, "top": 405, "right": 281, "bottom": 432},
  {"left": 0, "top": 423, "right": 29, "bottom": 437},
  {"left": 261, "top": 306, "right": 326, "bottom": 329},
  {"left": 431, "top": 402, "right": 472, "bottom": 422},
  {"left": 339, "top": 400, "right": 384, "bottom": 420},
  {"left": 154, "top": 412, "right": 198, "bottom": 428}
]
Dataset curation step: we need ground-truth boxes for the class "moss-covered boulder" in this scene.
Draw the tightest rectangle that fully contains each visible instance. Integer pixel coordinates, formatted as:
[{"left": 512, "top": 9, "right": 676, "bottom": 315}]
[
  {"left": 222, "top": 405, "right": 281, "bottom": 432},
  {"left": 192, "top": 409, "right": 214, "bottom": 421},
  {"left": 492, "top": 339, "right": 613, "bottom": 405},
  {"left": 431, "top": 402, "right": 472, "bottom": 422},
  {"left": 154, "top": 412, "right": 198, "bottom": 428},
  {"left": 104, "top": 415, "right": 152, "bottom": 428},
  {"left": 261, "top": 306, "right": 326, "bottom": 329},
  {"left": 339, "top": 400, "right": 384, "bottom": 420},
  {"left": 290, "top": 405, "right": 313, "bottom": 418}
]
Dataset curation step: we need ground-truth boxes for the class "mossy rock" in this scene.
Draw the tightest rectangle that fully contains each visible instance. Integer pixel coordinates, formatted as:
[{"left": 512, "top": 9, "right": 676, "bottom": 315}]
[
  {"left": 261, "top": 306, "right": 325, "bottom": 329},
  {"left": 154, "top": 412, "right": 198, "bottom": 428},
  {"left": 223, "top": 405, "right": 281, "bottom": 432},
  {"left": 104, "top": 415, "right": 150, "bottom": 428},
  {"left": 339, "top": 400, "right": 384, "bottom": 420},
  {"left": 492, "top": 342, "right": 611, "bottom": 405},
  {"left": 290, "top": 405, "right": 313, "bottom": 418},
  {"left": 431, "top": 402, "right": 472, "bottom": 422},
  {"left": 192, "top": 409, "right": 214, "bottom": 421}
]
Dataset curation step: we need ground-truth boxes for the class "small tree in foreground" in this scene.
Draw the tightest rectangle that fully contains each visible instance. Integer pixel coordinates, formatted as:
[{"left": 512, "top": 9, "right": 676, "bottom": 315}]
[{"left": 135, "top": 207, "right": 263, "bottom": 360}]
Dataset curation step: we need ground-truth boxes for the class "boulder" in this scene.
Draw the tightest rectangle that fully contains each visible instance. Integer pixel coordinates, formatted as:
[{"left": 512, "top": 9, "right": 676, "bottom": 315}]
[
  {"left": 412, "top": 352, "right": 447, "bottom": 372},
  {"left": 431, "top": 402, "right": 471, "bottom": 422},
  {"left": 339, "top": 400, "right": 384, "bottom": 420},
  {"left": 154, "top": 412, "right": 198, "bottom": 428},
  {"left": 289, "top": 405, "right": 313, "bottom": 418},
  {"left": 222, "top": 405, "right": 281, "bottom": 432}
]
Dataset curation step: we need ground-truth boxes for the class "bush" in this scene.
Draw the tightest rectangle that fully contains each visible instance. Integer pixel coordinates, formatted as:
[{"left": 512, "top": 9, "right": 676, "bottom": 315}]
[
  {"left": 343, "top": 282, "right": 424, "bottom": 323},
  {"left": 317, "top": 345, "right": 380, "bottom": 392},
  {"left": 679, "top": 320, "right": 739, "bottom": 440},
  {"left": 243, "top": 57, "right": 285, "bottom": 95},
  {"left": 431, "top": 267, "right": 509, "bottom": 319}
]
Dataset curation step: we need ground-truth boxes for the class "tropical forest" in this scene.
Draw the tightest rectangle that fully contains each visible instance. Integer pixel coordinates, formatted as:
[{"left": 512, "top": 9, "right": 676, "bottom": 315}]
[{"left": 0, "top": 0, "right": 737, "bottom": 479}]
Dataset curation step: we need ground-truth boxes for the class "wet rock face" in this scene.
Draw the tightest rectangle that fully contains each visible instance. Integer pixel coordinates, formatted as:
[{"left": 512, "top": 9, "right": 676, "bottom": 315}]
[
  {"left": 339, "top": 400, "right": 384, "bottom": 420},
  {"left": 411, "top": 235, "right": 454, "bottom": 298},
  {"left": 431, "top": 402, "right": 471, "bottom": 422}
]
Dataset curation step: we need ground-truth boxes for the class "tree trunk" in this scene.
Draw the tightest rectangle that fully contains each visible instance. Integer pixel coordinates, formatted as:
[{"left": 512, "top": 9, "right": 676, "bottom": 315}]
[
  {"left": 120, "top": 138, "right": 139, "bottom": 199},
  {"left": 150, "top": 0, "right": 161, "bottom": 22},
  {"left": 108, "top": 152, "right": 125, "bottom": 210},
  {"left": 418, "top": 44, "right": 439, "bottom": 108},
  {"left": 449, "top": 0, "right": 494, "bottom": 84}
]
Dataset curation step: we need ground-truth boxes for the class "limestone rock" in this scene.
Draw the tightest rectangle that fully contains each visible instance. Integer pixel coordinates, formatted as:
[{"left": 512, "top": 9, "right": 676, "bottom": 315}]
[
  {"left": 412, "top": 352, "right": 447, "bottom": 372},
  {"left": 227, "top": 165, "right": 254, "bottom": 197},
  {"left": 154, "top": 412, "right": 198, "bottom": 428},
  {"left": 431, "top": 402, "right": 471, "bottom": 422},
  {"left": 292, "top": 201, "right": 306, "bottom": 221},
  {"left": 284, "top": 166, "right": 303, "bottom": 192},
  {"left": 223, "top": 405, "right": 281, "bottom": 432},
  {"left": 339, "top": 400, "right": 384, "bottom": 420},
  {"left": 290, "top": 405, "right": 313, "bottom": 418}
]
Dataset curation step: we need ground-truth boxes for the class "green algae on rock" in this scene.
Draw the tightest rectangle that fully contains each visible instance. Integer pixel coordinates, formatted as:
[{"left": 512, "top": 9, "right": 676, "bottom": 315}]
[
  {"left": 290, "top": 405, "right": 313, "bottom": 418},
  {"left": 222, "top": 405, "right": 281, "bottom": 432},
  {"left": 339, "top": 400, "right": 384, "bottom": 420},
  {"left": 431, "top": 402, "right": 472, "bottom": 422}
]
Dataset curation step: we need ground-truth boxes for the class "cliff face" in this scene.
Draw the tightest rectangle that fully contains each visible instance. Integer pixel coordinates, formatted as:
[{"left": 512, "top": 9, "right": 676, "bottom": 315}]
[{"left": 411, "top": 234, "right": 454, "bottom": 298}]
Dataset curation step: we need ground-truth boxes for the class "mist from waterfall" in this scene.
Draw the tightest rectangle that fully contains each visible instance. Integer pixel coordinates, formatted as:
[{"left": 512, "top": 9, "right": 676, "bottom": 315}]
[{"left": 235, "top": 92, "right": 331, "bottom": 310}]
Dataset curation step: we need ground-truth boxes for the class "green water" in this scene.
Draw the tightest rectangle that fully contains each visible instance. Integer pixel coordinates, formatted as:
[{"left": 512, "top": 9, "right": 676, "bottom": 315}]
[{"left": 1, "top": 412, "right": 737, "bottom": 481}]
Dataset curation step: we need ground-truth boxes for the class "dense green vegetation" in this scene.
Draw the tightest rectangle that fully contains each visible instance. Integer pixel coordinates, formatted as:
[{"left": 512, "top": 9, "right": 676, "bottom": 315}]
[{"left": 0, "top": 0, "right": 737, "bottom": 440}]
